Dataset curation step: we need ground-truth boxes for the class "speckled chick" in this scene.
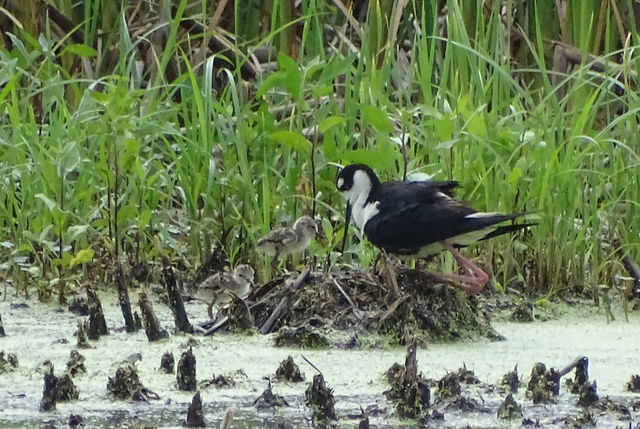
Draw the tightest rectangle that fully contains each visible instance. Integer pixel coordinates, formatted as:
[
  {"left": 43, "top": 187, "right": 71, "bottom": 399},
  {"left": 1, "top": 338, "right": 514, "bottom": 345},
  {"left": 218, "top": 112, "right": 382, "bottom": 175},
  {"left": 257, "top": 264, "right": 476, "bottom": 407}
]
[
  {"left": 256, "top": 216, "right": 318, "bottom": 265},
  {"left": 192, "top": 264, "right": 255, "bottom": 319}
]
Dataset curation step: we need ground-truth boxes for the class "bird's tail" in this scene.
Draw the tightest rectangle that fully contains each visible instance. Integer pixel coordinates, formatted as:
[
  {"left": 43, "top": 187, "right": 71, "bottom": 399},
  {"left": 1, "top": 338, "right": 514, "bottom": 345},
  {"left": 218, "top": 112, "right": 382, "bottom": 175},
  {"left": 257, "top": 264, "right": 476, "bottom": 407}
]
[
  {"left": 474, "top": 211, "right": 538, "bottom": 241},
  {"left": 480, "top": 221, "right": 537, "bottom": 241}
]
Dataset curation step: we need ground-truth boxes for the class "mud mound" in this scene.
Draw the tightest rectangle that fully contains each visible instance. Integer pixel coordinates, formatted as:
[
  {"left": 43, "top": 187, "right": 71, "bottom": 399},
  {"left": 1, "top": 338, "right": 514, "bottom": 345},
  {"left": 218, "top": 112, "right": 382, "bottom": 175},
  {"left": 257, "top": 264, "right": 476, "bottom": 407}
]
[{"left": 242, "top": 267, "right": 502, "bottom": 346}]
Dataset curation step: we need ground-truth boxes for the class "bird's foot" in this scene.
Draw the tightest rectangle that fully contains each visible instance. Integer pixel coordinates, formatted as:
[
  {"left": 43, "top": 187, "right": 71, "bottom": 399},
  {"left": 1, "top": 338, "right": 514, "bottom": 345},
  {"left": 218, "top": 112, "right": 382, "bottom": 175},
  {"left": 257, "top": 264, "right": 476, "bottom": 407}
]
[
  {"left": 437, "top": 241, "right": 490, "bottom": 295},
  {"left": 430, "top": 272, "right": 487, "bottom": 295}
]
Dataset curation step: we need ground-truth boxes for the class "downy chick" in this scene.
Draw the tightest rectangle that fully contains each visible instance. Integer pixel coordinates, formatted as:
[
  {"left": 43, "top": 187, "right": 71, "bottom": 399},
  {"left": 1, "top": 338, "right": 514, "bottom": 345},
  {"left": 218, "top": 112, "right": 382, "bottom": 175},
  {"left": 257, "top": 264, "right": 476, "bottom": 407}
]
[
  {"left": 191, "top": 264, "right": 255, "bottom": 319},
  {"left": 256, "top": 215, "right": 318, "bottom": 266}
]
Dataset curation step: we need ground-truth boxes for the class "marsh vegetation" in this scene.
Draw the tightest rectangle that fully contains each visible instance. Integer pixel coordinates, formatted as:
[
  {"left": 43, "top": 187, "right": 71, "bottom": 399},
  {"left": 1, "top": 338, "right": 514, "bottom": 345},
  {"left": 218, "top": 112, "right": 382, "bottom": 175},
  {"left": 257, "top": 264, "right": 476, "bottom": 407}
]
[{"left": 1, "top": 0, "right": 640, "bottom": 427}]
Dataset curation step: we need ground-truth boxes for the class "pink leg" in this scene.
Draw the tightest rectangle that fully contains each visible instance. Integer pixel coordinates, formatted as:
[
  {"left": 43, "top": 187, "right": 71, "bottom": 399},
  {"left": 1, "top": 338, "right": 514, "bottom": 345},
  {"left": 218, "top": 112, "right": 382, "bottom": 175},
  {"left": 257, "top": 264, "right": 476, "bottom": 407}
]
[{"left": 430, "top": 241, "right": 489, "bottom": 295}]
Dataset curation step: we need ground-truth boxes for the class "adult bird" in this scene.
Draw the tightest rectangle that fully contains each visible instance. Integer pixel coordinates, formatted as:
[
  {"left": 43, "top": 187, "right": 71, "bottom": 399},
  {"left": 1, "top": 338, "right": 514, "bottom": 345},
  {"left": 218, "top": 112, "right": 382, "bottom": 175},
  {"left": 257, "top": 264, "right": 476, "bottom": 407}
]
[
  {"left": 257, "top": 215, "right": 318, "bottom": 266},
  {"left": 336, "top": 163, "right": 534, "bottom": 294}
]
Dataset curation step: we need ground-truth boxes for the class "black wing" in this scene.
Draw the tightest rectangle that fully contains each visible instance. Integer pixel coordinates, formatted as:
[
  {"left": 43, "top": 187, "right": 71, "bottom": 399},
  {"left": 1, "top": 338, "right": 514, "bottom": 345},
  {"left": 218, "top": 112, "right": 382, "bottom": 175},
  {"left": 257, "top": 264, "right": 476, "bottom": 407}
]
[{"left": 364, "top": 180, "right": 514, "bottom": 253}]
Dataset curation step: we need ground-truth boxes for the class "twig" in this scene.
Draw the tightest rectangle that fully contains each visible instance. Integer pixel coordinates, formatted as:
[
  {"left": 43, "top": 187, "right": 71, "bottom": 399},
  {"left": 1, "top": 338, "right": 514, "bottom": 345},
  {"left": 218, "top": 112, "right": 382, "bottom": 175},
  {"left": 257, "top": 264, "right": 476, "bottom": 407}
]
[
  {"left": 301, "top": 354, "right": 324, "bottom": 377},
  {"left": 202, "top": 316, "right": 230, "bottom": 336},
  {"left": 200, "top": 275, "right": 292, "bottom": 336},
  {"left": 259, "top": 296, "right": 288, "bottom": 335},
  {"left": 258, "top": 268, "right": 311, "bottom": 335},
  {"left": 249, "top": 276, "right": 286, "bottom": 303},
  {"left": 328, "top": 0, "right": 362, "bottom": 37},
  {"left": 388, "top": 0, "right": 409, "bottom": 56},
  {"left": 174, "top": 7, "right": 257, "bottom": 80},
  {"left": 551, "top": 40, "right": 638, "bottom": 79},
  {"left": 219, "top": 407, "right": 235, "bottom": 429},
  {"left": 290, "top": 267, "right": 312, "bottom": 290},
  {"left": 557, "top": 356, "right": 588, "bottom": 378},
  {"left": 377, "top": 294, "right": 409, "bottom": 326},
  {"left": 330, "top": 277, "right": 359, "bottom": 312},
  {"left": 44, "top": 4, "right": 86, "bottom": 44}
]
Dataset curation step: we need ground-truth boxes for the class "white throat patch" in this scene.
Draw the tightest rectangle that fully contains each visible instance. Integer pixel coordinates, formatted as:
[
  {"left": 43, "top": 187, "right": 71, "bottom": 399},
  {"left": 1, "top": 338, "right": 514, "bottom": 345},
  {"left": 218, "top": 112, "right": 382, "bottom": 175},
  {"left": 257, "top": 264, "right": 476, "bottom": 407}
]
[
  {"left": 340, "top": 170, "right": 372, "bottom": 205},
  {"left": 339, "top": 170, "right": 380, "bottom": 234}
]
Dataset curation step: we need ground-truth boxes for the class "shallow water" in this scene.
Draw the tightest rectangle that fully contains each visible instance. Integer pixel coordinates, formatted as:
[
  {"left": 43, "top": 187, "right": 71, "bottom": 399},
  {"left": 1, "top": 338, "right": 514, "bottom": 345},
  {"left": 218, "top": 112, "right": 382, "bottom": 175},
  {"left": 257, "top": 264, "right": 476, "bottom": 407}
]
[{"left": 1, "top": 292, "right": 639, "bottom": 428}]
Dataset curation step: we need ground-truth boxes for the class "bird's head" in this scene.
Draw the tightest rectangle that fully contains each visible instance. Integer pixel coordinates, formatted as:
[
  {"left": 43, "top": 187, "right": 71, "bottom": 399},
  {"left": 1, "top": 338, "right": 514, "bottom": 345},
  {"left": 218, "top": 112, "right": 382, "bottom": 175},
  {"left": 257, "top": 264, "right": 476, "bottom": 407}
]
[
  {"left": 293, "top": 215, "right": 318, "bottom": 238},
  {"left": 336, "top": 163, "right": 380, "bottom": 205},
  {"left": 336, "top": 163, "right": 380, "bottom": 253},
  {"left": 233, "top": 264, "right": 255, "bottom": 285}
]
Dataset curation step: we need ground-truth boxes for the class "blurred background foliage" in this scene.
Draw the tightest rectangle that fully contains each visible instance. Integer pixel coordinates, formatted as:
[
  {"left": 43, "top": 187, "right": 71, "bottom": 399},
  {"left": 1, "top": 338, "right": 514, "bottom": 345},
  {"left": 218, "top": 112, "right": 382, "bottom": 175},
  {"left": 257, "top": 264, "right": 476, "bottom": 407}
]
[{"left": 0, "top": 0, "right": 639, "bottom": 307}]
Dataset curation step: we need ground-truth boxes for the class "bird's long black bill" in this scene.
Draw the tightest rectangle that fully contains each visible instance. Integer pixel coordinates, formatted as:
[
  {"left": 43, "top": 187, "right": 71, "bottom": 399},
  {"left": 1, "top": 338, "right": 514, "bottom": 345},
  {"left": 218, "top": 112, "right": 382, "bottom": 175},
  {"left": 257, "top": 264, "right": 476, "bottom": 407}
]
[{"left": 340, "top": 201, "right": 352, "bottom": 254}]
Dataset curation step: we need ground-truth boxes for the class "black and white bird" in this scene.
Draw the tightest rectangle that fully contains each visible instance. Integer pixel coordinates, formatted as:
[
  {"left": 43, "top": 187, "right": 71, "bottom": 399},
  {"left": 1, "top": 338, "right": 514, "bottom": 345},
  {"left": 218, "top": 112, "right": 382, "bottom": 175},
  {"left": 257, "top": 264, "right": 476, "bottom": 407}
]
[
  {"left": 336, "top": 163, "right": 534, "bottom": 294},
  {"left": 188, "top": 264, "right": 255, "bottom": 319},
  {"left": 257, "top": 215, "right": 318, "bottom": 265}
]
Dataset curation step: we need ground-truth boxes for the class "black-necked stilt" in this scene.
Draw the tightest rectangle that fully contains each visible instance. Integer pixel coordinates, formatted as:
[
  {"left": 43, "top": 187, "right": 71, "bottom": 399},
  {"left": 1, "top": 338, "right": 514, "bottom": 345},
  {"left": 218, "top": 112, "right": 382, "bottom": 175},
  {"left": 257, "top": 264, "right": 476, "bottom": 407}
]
[
  {"left": 336, "top": 163, "right": 534, "bottom": 294},
  {"left": 257, "top": 215, "right": 318, "bottom": 265},
  {"left": 189, "top": 264, "right": 255, "bottom": 319}
]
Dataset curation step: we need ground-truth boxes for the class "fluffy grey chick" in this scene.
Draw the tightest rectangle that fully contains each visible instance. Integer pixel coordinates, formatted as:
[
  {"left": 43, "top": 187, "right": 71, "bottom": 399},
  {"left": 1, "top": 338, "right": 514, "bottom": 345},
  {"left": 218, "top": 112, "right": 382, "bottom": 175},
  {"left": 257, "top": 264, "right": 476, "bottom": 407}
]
[
  {"left": 192, "top": 264, "right": 255, "bottom": 319},
  {"left": 257, "top": 216, "right": 318, "bottom": 265}
]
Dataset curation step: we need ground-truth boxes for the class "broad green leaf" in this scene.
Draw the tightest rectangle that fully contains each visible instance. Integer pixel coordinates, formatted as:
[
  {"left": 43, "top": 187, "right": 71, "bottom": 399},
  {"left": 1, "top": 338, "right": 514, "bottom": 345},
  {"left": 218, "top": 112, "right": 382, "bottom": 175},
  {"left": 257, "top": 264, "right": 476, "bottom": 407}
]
[
  {"left": 6, "top": 33, "right": 35, "bottom": 62},
  {"left": 318, "top": 54, "right": 356, "bottom": 84},
  {"left": 312, "top": 85, "right": 334, "bottom": 98},
  {"left": 361, "top": 105, "right": 393, "bottom": 134},
  {"left": 278, "top": 53, "right": 302, "bottom": 102},
  {"left": 420, "top": 105, "right": 444, "bottom": 119},
  {"left": 91, "top": 91, "right": 110, "bottom": 104},
  {"left": 38, "top": 33, "right": 51, "bottom": 53},
  {"left": 62, "top": 44, "right": 98, "bottom": 57},
  {"left": 322, "top": 130, "right": 337, "bottom": 159},
  {"left": 255, "top": 71, "right": 286, "bottom": 98},
  {"left": 60, "top": 252, "right": 73, "bottom": 268},
  {"left": 36, "top": 193, "right": 58, "bottom": 211},
  {"left": 507, "top": 167, "right": 522, "bottom": 191},
  {"left": 318, "top": 116, "right": 346, "bottom": 133},
  {"left": 92, "top": 218, "right": 109, "bottom": 229},
  {"left": 118, "top": 205, "right": 138, "bottom": 223},
  {"left": 321, "top": 218, "right": 333, "bottom": 241},
  {"left": 267, "top": 131, "right": 312, "bottom": 154},
  {"left": 39, "top": 225, "right": 54, "bottom": 242},
  {"left": 434, "top": 118, "right": 454, "bottom": 141},
  {"left": 0, "top": 74, "right": 17, "bottom": 105},
  {"left": 467, "top": 113, "right": 488, "bottom": 138},
  {"left": 138, "top": 209, "right": 152, "bottom": 228},
  {"left": 61, "top": 141, "right": 80, "bottom": 173},
  {"left": 124, "top": 138, "right": 141, "bottom": 155},
  {"left": 67, "top": 225, "right": 89, "bottom": 242},
  {"left": 514, "top": 156, "right": 530, "bottom": 172},
  {"left": 21, "top": 230, "right": 39, "bottom": 244},
  {"left": 70, "top": 248, "right": 95, "bottom": 267},
  {"left": 342, "top": 148, "right": 396, "bottom": 171},
  {"left": 435, "top": 138, "right": 459, "bottom": 150}
]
